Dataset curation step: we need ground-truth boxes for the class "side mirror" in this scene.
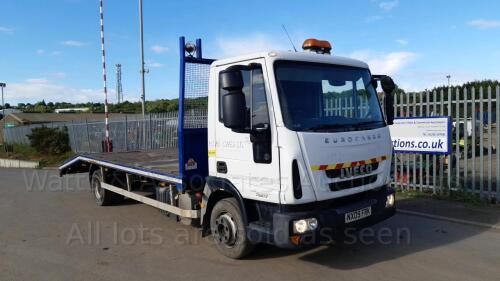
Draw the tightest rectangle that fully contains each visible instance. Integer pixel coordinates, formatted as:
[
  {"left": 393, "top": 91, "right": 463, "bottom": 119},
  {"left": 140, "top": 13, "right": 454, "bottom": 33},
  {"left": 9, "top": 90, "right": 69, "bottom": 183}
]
[
  {"left": 220, "top": 69, "right": 246, "bottom": 129},
  {"left": 381, "top": 76, "right": 396, "bottom": 94},
  {"left": 371, "top": 78, "right": 378, "bottom": 90},
  {"left": 220, "top": 69, "right": 244, "bottom": 91},
  {"left": 381, "top": 76, "right": 396, "bottom": 125}
]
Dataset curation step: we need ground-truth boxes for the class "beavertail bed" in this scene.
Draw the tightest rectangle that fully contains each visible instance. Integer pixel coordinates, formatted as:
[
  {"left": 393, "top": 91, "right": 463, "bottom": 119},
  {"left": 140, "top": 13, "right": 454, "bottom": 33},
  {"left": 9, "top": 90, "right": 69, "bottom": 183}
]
[{"left": 59, "top": 149, "right": 182, "bottom": 184}]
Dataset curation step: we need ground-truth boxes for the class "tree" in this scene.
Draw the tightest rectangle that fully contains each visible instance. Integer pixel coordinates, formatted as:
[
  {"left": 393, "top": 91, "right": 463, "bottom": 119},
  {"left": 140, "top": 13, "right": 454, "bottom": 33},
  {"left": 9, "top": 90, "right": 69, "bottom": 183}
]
[{"left": 27, "top": 126, "right": 71, "bottom": 154}]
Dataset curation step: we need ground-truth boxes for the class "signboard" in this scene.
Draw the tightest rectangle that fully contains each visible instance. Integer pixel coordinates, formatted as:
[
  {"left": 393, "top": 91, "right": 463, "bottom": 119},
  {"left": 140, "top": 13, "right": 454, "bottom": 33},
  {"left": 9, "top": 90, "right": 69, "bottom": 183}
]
[{"left": 389, "top": 116, "right": 451, "bottom": 155}]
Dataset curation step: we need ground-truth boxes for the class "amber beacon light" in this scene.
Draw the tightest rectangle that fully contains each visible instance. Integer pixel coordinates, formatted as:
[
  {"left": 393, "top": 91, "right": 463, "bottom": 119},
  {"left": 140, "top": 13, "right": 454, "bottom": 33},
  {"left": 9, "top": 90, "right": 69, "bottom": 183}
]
[{"left": 302, "top": 38, "right": 332, "bottom": 54}]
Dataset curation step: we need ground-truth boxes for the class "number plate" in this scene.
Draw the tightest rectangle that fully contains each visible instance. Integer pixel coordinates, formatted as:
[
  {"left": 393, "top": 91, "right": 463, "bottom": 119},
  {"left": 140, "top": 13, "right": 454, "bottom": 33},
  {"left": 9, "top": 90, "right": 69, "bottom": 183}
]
[{"left": 345, "top": 206, "right": 372, "bottom": 223}]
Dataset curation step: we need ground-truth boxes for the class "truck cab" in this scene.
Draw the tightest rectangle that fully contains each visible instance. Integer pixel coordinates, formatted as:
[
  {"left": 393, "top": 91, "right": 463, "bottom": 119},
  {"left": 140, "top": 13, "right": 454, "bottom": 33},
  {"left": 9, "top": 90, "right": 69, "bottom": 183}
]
[{"left": 203, "top": 39, "right": 396, "bottom": 257}]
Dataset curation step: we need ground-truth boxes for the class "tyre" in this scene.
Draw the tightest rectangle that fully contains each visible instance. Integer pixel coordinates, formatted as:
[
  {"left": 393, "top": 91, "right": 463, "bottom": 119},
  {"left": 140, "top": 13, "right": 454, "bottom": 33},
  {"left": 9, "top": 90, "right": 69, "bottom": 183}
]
[
  {"left": 90, "top": 169, "right": 121, "bottom": 206},
  {"left": 210, "top": 198, "right": 254, "bottom": 259}
]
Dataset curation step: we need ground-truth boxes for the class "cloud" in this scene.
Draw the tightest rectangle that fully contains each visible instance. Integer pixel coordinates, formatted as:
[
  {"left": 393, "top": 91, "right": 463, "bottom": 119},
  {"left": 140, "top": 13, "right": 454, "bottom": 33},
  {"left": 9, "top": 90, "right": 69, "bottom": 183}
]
[
  {"left": 216, "top": 33, "right": 289, "bottom": 58},
  {"left": 0, "top": 26, "right": 14, "bottom": 34},
  {"left": 396, "top": 39, "right": 408, "bottom": 45},
  {"left": 397, "top": 70, "right": 477, "bottom": 92},
  {"left": 346, "top": 50, "right": 418, "bottom": 76},
  {"left": 365, "top": 15, "right": 383, "bottom": 23},
  {"left": 60, "top": 40, "right": 86, "bottom": 47},
  {"left": 37, "top": 49, "right": 63, "bottom": 56},
  {"left": 6, "top": 78, "right": 106, "bottom": 104},
  {"left": 379, "top": 0, "right": 399, "bottom": 11},
  {"left": 51, "top": 72, "right": 67, "bottom": 79},
  {"left": 146, "top": 60, "right": 164, "bottom": 68},
  {"left": 468, "top": 19, "right": 500, "bottom": 29},
  {"left": 151, "top": 44, "right": 169, "bottom": 54}
]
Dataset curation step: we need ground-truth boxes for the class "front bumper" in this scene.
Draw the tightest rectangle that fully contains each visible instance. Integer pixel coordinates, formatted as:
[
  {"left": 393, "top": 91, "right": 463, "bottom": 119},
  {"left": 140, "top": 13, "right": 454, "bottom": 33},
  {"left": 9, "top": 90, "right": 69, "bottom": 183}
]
[{"left": 251, "top": 186, "right": 396, "bottom": 248}]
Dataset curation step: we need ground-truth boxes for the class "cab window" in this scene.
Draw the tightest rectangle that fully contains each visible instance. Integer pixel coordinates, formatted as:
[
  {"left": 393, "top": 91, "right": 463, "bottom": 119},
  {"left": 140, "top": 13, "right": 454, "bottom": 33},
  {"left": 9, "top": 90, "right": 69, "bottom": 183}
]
[{"left": 219, "top": 66, "right": 270, "bottom": 130}]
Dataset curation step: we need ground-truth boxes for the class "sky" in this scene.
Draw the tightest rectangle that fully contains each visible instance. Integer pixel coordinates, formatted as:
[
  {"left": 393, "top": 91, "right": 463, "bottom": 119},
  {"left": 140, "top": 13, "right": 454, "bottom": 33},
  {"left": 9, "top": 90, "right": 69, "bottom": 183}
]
[{"left": 1, "top": 0, "right": 500, "bottom": 105}]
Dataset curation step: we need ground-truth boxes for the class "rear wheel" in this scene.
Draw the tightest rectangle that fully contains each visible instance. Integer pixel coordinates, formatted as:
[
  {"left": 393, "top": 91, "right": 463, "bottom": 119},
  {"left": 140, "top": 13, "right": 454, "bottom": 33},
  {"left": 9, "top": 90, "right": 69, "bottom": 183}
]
[
  {"left": 210, "top": 198, "right": 254, "bottom": 259},
  {"left": 90, "top": 169, "right": 121, "bottom": 206}
]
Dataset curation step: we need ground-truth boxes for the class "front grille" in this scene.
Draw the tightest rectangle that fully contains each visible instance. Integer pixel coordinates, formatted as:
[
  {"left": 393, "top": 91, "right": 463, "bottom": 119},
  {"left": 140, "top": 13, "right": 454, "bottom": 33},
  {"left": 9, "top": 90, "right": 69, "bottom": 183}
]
[
  {"left": 325, "top": 163, "right": 379, "bottom": 179},
  {"left": 329, "top": 175, "right": 377, "bottom": 191}
]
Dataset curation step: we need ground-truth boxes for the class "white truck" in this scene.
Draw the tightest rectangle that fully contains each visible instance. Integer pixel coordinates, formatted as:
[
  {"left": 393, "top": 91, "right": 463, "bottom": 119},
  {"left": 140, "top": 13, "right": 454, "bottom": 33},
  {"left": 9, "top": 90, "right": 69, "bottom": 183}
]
[{"left": 60, "top": 37, "right": 397, "bottom": 258}]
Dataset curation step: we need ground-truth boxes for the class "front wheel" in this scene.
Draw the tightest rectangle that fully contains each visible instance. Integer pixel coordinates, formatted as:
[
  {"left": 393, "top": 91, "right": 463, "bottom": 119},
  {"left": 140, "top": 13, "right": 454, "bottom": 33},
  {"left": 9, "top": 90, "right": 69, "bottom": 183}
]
[
  {"left": 210, "top": 198, "right": 254, "bottom": 259},
  {"left": 90, "top": 169, "right": 121, "bottom": 206}
]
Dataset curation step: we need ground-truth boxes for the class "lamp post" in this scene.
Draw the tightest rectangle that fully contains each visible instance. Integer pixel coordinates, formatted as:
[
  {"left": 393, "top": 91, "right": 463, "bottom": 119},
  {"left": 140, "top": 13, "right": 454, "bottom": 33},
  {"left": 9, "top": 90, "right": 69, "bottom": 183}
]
[
  {"left": 446, "top": 75, "right": 451, "bottom": 87},
  {"left": 139, "top": 0, "right": 146, "bottom": 117}
]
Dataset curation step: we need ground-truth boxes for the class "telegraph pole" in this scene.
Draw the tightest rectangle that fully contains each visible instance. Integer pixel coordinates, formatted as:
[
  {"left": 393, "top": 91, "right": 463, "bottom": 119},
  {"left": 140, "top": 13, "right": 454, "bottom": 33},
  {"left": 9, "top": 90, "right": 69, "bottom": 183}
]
[
  {"left": 139, "top": 0, "right": 146, "bottom": 116},
  {"left": 116, "top": 64, "right": 123, "bottom": 103}
]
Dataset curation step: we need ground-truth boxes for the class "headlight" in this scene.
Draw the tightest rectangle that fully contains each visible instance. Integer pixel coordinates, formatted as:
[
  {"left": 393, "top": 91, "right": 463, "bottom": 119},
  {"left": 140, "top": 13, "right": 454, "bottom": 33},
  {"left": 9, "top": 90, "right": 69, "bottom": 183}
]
[
  {"left": 293, "top": 218, "right": 318, "bottom": 234},
  {"left": 386, "top": 194, "right": 395, "bottom": 208}
]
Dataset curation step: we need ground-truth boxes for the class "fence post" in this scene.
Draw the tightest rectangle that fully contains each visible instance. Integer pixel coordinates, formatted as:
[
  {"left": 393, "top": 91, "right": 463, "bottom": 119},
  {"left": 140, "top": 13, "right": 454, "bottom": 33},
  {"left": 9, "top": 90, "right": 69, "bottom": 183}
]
[
  {"left": 447, "top": 87, "right": 452, "bottom": 192},
  {"left": 124, "top": 115, "right": 128, "bottom": 152},
  {"left": 137, "top": 116, "right": 141, "bottom": 150},
  {"left": 487, "top": 86, "right": 493, "bottom": 197},
  {"left": 85, "top": 119, "right": 91, "bottom": 153},
  {"left": 406, "top": 93, "right": 410, "bottom": 190},
  {"left": 463, "top": 88, "right": 469, "bottom": 192},
  {"left": 149, "top": 114, "right": 153, "bottom": 150},
  {"left": 419, "top": 91, "right": 424, "bottom": 191},
  {"left": 412, "top": 93, "right": 417, "bottom": 190},
  {"left": 480, "top": 87, "right": 484, "bottom": 196},
  {"left": 393, "top": 92, "right": 398, "bottom": 190},
  {"left": 399, "top": 92, "right": 404, "bottom": 190},
  {"left": 426, "top": 91, "right": 431, "bottom": 189},
  {"left": 455, "top": 88, "right": 461, "bottom": 191},
  {"left": 471, "top": 88, "right": 476, "bottom": 192},
  {"left": 71, "top": 120, "right": 78, "bottom": 153},
  {"left": 439, "top": 89, "right": 445, "bottom": 191},
  {"left": 496, "top": 86, "right": 500, "bottom": 202}
]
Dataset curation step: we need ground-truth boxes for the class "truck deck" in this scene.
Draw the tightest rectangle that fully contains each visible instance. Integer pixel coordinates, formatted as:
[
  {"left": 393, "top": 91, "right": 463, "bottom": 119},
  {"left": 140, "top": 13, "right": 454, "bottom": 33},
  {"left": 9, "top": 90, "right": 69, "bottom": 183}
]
[
  {"left": 85, "top": 149, "right": 180, "bottom": 175},
  {"left": 60, "top": 149, "right": 182, "bottom": 184}
]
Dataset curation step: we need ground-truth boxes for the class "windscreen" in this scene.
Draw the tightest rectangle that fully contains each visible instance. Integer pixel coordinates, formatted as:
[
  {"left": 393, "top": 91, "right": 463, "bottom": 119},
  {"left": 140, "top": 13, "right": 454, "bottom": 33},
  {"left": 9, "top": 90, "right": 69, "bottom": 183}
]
[{"left": 274, "top": 61, "right": 385, "bottom": 132}]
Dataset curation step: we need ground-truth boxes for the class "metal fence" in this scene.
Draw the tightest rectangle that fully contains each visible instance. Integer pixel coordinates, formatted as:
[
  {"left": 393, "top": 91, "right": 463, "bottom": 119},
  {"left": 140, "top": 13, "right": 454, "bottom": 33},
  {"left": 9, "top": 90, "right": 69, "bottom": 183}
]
[
  {"left": 3, "top": 121, "right": 76, "bottom": 146},
  {"left": 4, "top": 111, "right": 207, "bottom": 153},
  {"left": 391, "top": 86, "right": 499, "bottom": 201},
  {"left": 4, "top": 86, "right": 499, "bottom": 200}
]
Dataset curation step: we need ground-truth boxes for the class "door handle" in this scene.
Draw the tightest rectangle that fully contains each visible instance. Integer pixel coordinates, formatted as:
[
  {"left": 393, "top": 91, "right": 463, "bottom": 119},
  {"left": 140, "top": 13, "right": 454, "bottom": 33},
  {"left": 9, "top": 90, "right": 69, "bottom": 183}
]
[{"left": 217, "top": 161, "right": 227, "bottom": 174}]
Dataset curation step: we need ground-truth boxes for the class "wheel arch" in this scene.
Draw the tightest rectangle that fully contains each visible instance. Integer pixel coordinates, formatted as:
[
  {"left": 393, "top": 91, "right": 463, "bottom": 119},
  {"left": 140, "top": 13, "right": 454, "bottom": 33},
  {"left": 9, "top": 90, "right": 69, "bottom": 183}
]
[
  {"left": 201, "top": 177, "right": 249, "bottom": 236},
  {"left": 88, "top": 164, "right": 101, "bottom": 183}
]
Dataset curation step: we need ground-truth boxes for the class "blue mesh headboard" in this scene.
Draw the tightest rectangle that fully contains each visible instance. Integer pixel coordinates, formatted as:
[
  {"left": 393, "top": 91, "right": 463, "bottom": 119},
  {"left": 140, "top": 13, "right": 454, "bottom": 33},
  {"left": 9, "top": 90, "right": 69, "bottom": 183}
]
[{"left": 178, "top": 36, "right": 215, "bottom": 191}]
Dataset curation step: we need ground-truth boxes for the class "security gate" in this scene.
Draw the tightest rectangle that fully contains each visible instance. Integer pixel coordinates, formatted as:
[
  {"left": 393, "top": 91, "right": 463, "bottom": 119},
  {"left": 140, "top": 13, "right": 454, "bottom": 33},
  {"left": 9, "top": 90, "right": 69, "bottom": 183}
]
[{"left": 389, "top": 86, "right": 499, "bottom": 202}]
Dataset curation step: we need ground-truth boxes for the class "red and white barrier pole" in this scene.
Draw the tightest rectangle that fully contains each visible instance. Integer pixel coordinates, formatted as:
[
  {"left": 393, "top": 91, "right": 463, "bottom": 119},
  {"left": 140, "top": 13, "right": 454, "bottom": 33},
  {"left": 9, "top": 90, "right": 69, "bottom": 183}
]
[{"left": 99, "top": 0, "right": 112, "bottom": 152}]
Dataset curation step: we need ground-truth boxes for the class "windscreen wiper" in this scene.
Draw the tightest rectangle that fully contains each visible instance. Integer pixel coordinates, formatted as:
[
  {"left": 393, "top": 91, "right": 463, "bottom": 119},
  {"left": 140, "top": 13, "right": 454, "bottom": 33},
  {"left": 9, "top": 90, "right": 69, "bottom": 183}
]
[
  {"left": 354, "top": 120, "right": 386, "bottom": 129},
  {"left": 305, "top": 124, "right": 354, "bottom": 132}
]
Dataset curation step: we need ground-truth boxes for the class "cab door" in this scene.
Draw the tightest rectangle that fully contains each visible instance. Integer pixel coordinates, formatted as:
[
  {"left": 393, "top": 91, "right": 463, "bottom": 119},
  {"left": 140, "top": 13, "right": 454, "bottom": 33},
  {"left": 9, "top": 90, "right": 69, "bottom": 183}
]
[{"left": 213, "top": 59, "right": 280, "bottom": 203}]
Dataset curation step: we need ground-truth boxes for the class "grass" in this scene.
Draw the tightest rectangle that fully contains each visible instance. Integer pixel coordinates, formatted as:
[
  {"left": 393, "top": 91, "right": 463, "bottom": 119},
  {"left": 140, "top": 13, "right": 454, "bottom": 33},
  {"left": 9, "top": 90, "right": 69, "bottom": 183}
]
[
  {"left": 397, "top": 187, "right": 491, "bottom": 206},
  {"left": 0, "top": 143, "right": 74, "bottom": 168}
]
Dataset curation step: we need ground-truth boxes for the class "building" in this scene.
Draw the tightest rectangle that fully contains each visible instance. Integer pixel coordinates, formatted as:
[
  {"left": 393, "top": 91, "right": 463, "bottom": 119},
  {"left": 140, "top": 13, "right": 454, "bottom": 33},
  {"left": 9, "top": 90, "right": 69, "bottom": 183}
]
[{"left": 54, "top": 108, "right": 91, "bottom": 113}]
